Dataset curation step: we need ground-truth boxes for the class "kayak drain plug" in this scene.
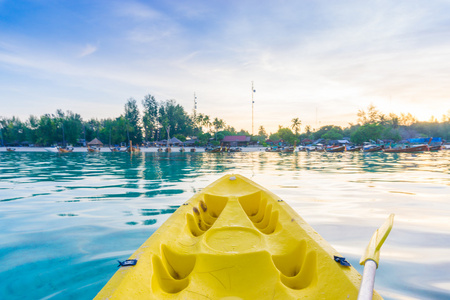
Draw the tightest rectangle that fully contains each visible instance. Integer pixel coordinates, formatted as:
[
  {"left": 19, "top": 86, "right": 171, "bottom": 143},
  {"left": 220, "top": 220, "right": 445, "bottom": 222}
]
[
  {"left": 334, "top": 256, "right": 351, "bottom": 267},
  {"left": 117, "top": 259, "right": 138, "bottom": 267}
]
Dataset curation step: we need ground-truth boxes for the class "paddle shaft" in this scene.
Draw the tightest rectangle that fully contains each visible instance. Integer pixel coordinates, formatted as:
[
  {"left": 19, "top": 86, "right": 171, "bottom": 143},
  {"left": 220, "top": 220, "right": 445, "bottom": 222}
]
[{"left": 358, "top": 259, "right": 377, "bottom": 300}]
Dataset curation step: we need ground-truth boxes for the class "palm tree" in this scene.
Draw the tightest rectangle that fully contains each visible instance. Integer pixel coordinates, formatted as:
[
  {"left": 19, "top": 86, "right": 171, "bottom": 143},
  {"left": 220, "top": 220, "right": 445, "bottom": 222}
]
[
  {"left": 203, "top": 115, "right": 211, "bottom": 132},
  {"left": 258, "top": 125, "right": 267, "bottom": 139},
  {"left": 195, "top": 113, "right": 204, "bottom": 129},
  {"left": 213, "top": 118, "right": 225, "bottom": 132},
  {"left": 291, "top": 118, "right": 301, "bottom": 136}
]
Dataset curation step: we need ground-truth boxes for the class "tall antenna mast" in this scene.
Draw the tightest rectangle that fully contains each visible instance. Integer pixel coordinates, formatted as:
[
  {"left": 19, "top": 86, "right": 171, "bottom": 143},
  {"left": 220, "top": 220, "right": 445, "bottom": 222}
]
[
  {"left": 194, "top": 92, "right": 197, "bottom": 119},
  {"left": 252, "top": 81, "right": 255, "bottom": 136}
]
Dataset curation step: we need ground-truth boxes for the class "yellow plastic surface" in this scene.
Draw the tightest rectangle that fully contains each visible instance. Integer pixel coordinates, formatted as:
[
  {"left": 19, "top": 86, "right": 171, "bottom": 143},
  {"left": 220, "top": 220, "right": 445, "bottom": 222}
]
[
  {"left": 95, "top": 174, "right": 382, "bottom": 300},
  {"left": 360, "top": 214, "right": 395, "bottom": 267}
]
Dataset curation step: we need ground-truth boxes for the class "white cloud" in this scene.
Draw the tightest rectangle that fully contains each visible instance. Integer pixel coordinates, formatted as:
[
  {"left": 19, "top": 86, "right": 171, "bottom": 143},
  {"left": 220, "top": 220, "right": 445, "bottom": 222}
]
[{"left": 78, "top": 44, "right": 97, "bottom": 57}]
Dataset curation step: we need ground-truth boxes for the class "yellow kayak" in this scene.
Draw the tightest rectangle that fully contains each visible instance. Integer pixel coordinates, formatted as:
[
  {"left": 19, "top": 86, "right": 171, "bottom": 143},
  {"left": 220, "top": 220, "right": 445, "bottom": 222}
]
[{"left": 95, "top": 174, "right": 382, "bottom": 299}]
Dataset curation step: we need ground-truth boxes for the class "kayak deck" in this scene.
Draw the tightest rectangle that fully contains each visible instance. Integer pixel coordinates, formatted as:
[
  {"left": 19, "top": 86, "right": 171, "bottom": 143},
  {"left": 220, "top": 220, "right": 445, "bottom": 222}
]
[{"left": 95, "top": 174, "right": 381, "bottom": 299}]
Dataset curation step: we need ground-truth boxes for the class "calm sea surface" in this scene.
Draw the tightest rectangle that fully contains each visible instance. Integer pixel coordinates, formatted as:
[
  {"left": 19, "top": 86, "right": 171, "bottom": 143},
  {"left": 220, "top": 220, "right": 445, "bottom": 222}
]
[{"left": 0, "top": 151, "right": 449, "bottom": 299}]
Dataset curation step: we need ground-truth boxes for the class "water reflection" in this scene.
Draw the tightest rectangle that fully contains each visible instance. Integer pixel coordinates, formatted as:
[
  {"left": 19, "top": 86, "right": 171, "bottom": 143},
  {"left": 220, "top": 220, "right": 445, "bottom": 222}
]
[{"left": 0, "top": 151, "right": 449, "bottom": 299}]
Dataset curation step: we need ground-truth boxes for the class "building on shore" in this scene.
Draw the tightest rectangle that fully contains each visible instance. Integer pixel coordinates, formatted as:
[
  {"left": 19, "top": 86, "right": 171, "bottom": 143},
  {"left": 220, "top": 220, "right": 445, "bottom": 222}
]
[
  {"left": 222, "top": 135, "right": 251, "bottom": 147},
  {"left": 88, "top": 138, "right": 103, "bottom": 147}
]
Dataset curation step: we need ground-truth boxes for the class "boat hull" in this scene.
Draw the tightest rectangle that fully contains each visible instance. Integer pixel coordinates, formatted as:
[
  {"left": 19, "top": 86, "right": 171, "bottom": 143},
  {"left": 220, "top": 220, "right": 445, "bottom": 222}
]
[
  {"left": 346, "top": 146, "right": 362, "bottom": 152},
  {"left": 326, "top": 145, "right": 346, "bottom": 152},
  {"left": 363, "top": 146, "right": 383, "bottom": 152},
  {"left": 58, "top": 148, "right": 73, "bottom": 153},
  {"left": 383, "top": 145, "right": 428, "bottom": 153},
  {"left": 429, "top": 145, "right": 442, "bottom": 151},
  {"left": 95, "top": 174, "right": 381, "bottom": 300},
  {"left": 44, "top": 148, "right": 59, "bottom": 153}
]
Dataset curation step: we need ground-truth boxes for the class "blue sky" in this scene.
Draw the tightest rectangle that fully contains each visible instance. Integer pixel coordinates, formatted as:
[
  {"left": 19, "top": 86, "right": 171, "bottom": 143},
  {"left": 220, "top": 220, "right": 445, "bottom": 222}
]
[{"left": 1, "top": 0, "right": 450, "bottom": 133}]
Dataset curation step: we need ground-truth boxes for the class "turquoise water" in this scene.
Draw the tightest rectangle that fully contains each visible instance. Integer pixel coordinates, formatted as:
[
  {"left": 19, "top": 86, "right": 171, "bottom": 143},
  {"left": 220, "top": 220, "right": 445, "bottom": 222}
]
[{"left": 1, "top": 151, "right": 449, "bottom": 299}]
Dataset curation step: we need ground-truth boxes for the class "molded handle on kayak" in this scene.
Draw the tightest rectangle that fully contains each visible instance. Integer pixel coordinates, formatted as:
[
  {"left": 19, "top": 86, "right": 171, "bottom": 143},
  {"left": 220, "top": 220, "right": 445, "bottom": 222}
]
[{"left": 359, "top": 214, "right": 395, "bottom": 267}]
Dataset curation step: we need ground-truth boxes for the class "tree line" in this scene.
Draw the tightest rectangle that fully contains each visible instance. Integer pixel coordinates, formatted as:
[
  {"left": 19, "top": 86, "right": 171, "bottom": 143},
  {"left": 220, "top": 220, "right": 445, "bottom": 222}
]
[
  {"left": 265, "top": 105, "right": 450, "bottom": 145},
  {"left": 0, "top": 95, "right": 244, "bottom": 147},
  {"left": 1, "top": 97, "right": 449, "bottom": 147}
]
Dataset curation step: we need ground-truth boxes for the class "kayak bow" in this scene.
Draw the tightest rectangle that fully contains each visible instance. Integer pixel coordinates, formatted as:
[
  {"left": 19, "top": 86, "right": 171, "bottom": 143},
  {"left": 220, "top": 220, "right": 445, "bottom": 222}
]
[{"left": 95, "top": 174, "right": 384, "bottom": 299}]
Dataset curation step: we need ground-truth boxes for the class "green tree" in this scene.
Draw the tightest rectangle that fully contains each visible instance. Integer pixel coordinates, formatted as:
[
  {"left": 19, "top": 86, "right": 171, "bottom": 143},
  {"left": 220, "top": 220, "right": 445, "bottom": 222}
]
[
  {"left": 111, "top": 116, "right": 128, "bottom": 145},
  {"left": 36, "top": 114, "right": 58, "bottom": 146},
  {"left": 25, "top": 115, "right": 39, "bottom": 144},
  {"left": 304, "top": 125, "right": 311, "bottom": 137},
  {"left": 258, "top": 126, "right": 267, "bottom": 138},
  {"left": 291, "top": 118, "right": 301, "bottom": 136},
  {"left": 399, "top": 113, "right": 417, "bottom": 126},
  {"left": 85, "top": 118, "right": 101, "bottom": 142},
  {"left": 158, "top": 100, "right": 193, "bottom": 140},
  {"left": 213, "top": 118, "right": 225, "bottom": 133},
  {"left": 357, "top": 104, "right": 382, "bottom": 125},
  {"left": 279, "top": 127, "right": 296, "bottom": 145},
  {"left": 350, "top": 124, "right": 384, "bottom": 144},
  {"left": 202, "top": 115, "right": 211, "bottom": 133},
  {"left": 63, "top": 111, "right": 83, "bottom": 145},
  {"left": 4, "top": 116, "right": 27, "bottom": 145},
  {"left": 212, "top": 118, "right": 226, "bottom": 141},
  {"left": 124, "top": 98, "right": 143, "bottom": 143},
  {"left": 321, "top": 128, "right": 343, "bottom": 141},
  {"left": 197, "top": 132, "right": 212, "bottom": 145},
  {"left": 142, "top": 94, "right": 158, "bottom": 141},
  {"left": 383, "top": 127, "right": 401, "bottom": 142},
  {"left": 313, "top": 125, "right": 343, "bottom": 140},
  {"left": 269, "top": 132, "right": 280, "bottom": 141},
  {"left": 255, "top": 125, "right": 267, "bottom": 143}
]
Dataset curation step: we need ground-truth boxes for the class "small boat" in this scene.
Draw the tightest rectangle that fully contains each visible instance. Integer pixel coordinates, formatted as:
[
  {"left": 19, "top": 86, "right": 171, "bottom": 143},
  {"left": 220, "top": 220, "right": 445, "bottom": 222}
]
[
  {"left": 346, "top": 146, "right": 362, "bottom": 152},
  {"left": 179, "top": 147, "right": 185, "bottom": 152},
  {"left": 280, "top": 146, "right": 294, "bottom": 153},
  {"left": 58, "top": 147, "right": 74, "bottom": 153},
  {"left": 157, "top": 147, "right": 163, "bottom": 152},
  {"left": 265, "top": 146, "right": 280, "bottom": 152},
  {"left": 305, "top": 144, "right": 324, "bottom": 152},
  {"left": 228, "top": 147, "right": 242, "bottom": 152},
  {"left": 428, "top": 145, "right": 442, "bottom": 151},
  {"left": 87, "top": 146, "right": 101, "bottom": 153},
  {"left": 127, "top": 141, "right": 141, "bottom": 153},
  {"left": 205, "top": 146, "right": 221, "bottom": 153},
  {"left": 190, "top": 148, "right": 196, "bottom": 152},
  {"left": 383, "top": 144, "right": 429, "bottom": 153},
  {"left": 165, "top": 147, "right": 172, "bottom": 153},
  {"left": 6, "top": 148, "right": 16, "bottom": 152},
  {"left": 95, "top": 174, "right": 387, "bottom": 299},
  {"left": 326, "top": 145, "right": 346, "bottom": 152},
  {"left": 362, "top": 145, "right": 384, "bottom": 152},
  {"left": 44, "top": 147, "right": 58, "bottom": 153}
]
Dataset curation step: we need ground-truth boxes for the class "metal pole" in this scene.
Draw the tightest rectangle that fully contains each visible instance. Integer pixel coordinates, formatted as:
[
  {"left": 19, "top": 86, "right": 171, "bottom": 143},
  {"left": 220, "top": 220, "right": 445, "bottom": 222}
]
[
  {"left": 194, "top": 92, "right": 197, "bottom": 120},
  {"left": 358, "top": 259, "right": 377, "bottom": 300},
  {"left": 252, "top": 81, "right": 254, "bottom": 136}
]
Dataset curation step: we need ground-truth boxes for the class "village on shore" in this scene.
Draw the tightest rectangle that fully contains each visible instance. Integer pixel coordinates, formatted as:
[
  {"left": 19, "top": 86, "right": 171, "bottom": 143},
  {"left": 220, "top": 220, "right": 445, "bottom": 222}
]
[{"left": 1, "top": 96, "right": 449, "bottom": 153}]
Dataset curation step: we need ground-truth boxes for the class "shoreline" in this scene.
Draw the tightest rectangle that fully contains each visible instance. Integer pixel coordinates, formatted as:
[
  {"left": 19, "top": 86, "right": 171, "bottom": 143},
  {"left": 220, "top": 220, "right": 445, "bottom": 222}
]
[{"left": 0, "top": 146, "right": 268, "bottom": 153}]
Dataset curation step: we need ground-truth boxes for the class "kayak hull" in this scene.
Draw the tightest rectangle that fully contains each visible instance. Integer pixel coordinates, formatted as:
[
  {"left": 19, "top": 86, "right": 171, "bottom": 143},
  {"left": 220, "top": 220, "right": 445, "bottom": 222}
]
[{"left": 95, "top": 174, "right": 382, "bottom": 299}]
